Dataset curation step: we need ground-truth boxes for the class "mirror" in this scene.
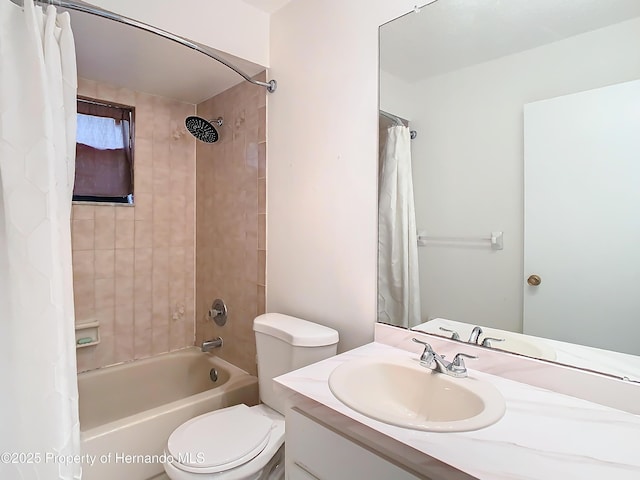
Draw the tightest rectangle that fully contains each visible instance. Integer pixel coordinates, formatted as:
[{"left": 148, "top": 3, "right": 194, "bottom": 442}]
[{"left": 378, "top": 0, "right": 640, "bottom": 381}]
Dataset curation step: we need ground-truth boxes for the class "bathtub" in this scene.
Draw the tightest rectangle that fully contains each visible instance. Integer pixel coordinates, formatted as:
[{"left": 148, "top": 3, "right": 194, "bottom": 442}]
[{"left": 79, "top": 347, "right": 259, "bottom": 480}]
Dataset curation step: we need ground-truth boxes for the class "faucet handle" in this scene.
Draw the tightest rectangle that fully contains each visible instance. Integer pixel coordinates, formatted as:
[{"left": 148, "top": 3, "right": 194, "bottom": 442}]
[
  {"left": 412, "top": 337, "right": 432, "bottom": 348},
  {"left": 481, "top": 337, "right": 505, "bottom": 348},
  {"left": 448, "top": 353, "right": 477, "bottom": 375},
  {"left": 438, "top": 326, "right": 460, "bottom": 340},
  {"left": 412, "top": 338, "right": 435, "bottom": 364}
]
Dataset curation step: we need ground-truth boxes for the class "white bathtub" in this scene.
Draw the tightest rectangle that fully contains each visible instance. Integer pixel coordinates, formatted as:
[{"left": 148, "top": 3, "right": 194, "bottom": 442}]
[{"left": 79, "top": 347, "right": 259, "bottom": 480}]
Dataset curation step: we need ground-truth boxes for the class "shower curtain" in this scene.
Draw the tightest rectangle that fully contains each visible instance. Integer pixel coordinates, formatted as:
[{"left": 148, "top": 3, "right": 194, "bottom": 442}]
[
  {"left": 378, "top": 125, "right": 421, "bottom": 328},
  {"left": 0, "top": 1, "right": 81, "bottom": 479}
]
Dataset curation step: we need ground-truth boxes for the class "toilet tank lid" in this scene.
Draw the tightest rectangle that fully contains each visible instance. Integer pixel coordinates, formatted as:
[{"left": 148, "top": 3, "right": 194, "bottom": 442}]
[{"left": 253, "top": 313, "right": 339, "bottom": 347}]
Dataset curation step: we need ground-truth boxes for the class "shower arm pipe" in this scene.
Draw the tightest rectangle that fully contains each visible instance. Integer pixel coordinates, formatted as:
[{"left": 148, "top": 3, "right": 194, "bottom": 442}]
[{"left": 31, "top": 0, "right": 277, "bottom": 93}]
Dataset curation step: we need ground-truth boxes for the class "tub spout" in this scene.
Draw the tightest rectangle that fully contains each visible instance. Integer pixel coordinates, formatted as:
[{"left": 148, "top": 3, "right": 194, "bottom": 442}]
[{"left": 201, "top": 337, "right": 223, "bottom": 352}]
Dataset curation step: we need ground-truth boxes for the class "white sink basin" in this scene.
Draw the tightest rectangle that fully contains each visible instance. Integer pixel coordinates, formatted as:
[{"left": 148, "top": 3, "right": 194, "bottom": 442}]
[
  {"left": 328, "top": 356, "right": 506, "bottom": 432},
  {"left": 485, "top": 331, "right": 556, "bottom": 361}
]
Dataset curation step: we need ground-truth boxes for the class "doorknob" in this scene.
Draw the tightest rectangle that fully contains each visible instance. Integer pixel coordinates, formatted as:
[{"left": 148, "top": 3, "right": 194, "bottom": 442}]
[{"left": 527, "top": 274, "right": 542, "bottom": 286}]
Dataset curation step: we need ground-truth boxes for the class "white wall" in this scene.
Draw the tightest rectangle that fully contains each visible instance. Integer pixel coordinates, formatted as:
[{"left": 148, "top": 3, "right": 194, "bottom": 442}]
[
  {"left": 379, "top": 69, "right": 414, "bottom": 121},
  {"left": 90, "top": 0, "right": 270, "bottom": 66},
  {"left": 267, "top": 0, "right": 417, "bottom": 352},
  {"left": 407, "top": 17, "right": 640, "bottom": 332}
]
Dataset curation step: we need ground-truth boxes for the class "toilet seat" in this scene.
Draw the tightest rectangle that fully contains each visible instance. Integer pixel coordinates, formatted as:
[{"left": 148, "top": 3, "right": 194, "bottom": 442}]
[{"left": 167, "top": 404, "right": 274, "bottom": 474}]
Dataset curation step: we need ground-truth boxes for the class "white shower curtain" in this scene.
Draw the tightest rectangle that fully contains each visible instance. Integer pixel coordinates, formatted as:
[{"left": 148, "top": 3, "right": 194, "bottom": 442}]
[
  {"left": 0, "top": 1, "right": 80, "bottom": 479},
  {"left": 378, "top": 125, "right": 421, "bottom": 328}
]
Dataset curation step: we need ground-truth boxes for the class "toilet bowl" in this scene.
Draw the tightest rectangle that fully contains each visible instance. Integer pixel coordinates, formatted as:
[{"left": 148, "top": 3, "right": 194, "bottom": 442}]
[
  {"left": 163, "top": 314, "right": 339, "bottom": 480},
  {"left": 164, "top": 404, "right": 284, "bottom": 480}
]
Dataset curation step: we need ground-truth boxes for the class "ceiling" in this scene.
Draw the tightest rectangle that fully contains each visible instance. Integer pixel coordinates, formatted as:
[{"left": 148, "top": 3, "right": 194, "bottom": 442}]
[
  {"left": 68, "top": 4, "right": 273, "bottom": 105},
  {"left": 381, "top": 0, "right": 640, "bottom": 83},
  {"left": 240, "top": 0, "right": 293, "bottom": 14}
]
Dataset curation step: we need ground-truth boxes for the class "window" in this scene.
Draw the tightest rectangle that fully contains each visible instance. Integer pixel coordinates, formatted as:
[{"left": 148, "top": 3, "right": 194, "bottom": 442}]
[{"left": 73, "top": 98, "right": 134, "bottom": 204}]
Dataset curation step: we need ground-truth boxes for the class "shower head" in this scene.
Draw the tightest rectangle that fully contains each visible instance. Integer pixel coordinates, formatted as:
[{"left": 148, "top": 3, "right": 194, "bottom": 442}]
[{"left": 185, "top": 116, "right": 223, "bottom": 143}]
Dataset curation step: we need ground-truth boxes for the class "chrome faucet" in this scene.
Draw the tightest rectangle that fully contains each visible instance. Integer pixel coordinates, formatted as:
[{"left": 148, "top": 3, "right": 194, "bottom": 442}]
[
  {"left": 414, "top": 324, "right": 506, "bottom": 350},
  {"left": 412, "top": 338, "right": 476, "bottom": 378},
  {"left": 201, "top": 337, "right": 223, "bottom": 352},
  {"left": 468, "top": 326, "right": 483, "bottom": 344}
]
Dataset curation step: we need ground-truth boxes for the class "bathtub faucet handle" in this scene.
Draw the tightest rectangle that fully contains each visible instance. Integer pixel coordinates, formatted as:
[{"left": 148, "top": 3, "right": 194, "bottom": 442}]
[{"left": 208, "top": 298, "right": 228, "bottom": 326}]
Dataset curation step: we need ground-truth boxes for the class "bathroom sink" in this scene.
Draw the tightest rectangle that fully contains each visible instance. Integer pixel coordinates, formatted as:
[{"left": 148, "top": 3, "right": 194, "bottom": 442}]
[
  {"left": 328, "top": 356, "right": 505, "bottom": 432},
  {"left": 485, "top": 332, "right": 556, "bottom": 361}
]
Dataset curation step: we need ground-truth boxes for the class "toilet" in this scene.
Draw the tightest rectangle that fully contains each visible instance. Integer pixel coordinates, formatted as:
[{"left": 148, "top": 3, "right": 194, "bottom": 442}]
[{"left": 163, "top": 313, "right": 339, "bottom": 480}]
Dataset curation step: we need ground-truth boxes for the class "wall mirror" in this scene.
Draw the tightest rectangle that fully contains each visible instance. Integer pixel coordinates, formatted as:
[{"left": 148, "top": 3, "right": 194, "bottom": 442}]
[{"left": 378, "top": 0, "right": 640, "bottom": 381}]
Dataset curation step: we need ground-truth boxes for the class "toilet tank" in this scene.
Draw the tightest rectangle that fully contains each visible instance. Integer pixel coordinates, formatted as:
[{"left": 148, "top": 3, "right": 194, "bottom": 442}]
[{"left": 253, "top": 313, "right": 339, "bottom": 414}]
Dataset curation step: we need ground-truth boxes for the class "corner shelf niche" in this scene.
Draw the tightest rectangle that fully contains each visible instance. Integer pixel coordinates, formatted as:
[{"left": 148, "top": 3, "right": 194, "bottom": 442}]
[{"left": 75, "top": 321, "right": 100, "bottom": 348}]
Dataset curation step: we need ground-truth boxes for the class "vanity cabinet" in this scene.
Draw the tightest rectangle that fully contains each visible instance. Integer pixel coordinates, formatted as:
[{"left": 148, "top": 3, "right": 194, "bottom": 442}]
[
  {"left": 285, "top": 406, "right": 420, "bottom": 480},
  {"left": 277, "top": 342, "right": 640, "bottom": 480}
]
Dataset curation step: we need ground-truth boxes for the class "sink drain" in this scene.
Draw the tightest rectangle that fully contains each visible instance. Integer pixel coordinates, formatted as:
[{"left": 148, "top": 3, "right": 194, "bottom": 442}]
[{"left": 209, "top": 368, "right": 218, "bottom": 382}]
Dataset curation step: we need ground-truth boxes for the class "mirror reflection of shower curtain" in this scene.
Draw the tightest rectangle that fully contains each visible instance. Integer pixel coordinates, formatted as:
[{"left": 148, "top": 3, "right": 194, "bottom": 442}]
[
  {"left": 378, "top": 126, "right": 421, "bottom": 328},
  {"left": 0, "top": 1, "right": 80, "bottom": 478}
]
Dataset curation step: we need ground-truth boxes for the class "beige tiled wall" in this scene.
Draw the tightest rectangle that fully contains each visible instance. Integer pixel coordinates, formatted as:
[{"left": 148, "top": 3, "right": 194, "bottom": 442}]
[
  {"left": 73, "top": 78, "right": 196, "bottom": 372},
  {"left": 195, "top": 73, "right": 267, "bottom": 376}
]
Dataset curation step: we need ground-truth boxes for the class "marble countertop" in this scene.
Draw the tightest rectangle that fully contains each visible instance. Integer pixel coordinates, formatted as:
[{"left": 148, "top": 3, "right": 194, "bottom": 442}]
[{"left": 275, "top": 342, "right": 640, "bottom": 480}]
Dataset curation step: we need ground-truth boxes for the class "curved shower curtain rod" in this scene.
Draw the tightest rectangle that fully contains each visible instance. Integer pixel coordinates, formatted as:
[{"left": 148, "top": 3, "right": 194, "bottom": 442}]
[
  {"left": 21, "top": 0, "right": 277, "bottom": 93},
  {"left": 380, "top": 110, "right": 417, "bottom": 139}
]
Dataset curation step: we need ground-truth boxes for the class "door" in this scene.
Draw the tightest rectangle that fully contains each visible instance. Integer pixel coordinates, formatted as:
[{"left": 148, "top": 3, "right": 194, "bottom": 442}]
[{"left": 523, "top": 79, "right": 640, "bottom": 355}]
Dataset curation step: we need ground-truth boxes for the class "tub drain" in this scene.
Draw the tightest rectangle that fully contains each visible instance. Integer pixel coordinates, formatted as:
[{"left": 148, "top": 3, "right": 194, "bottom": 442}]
[{"left": 209, "top": 368, "right": 218, "bottom": 382}]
